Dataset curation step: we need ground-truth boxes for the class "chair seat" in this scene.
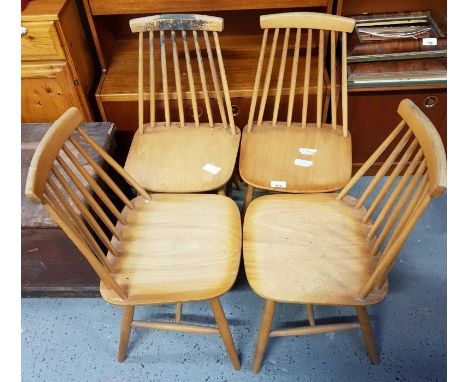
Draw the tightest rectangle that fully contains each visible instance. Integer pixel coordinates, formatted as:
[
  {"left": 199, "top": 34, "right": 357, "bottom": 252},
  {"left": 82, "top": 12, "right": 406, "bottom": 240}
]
[
  {"left": 239, "top": 122, "right": 352, "bottom": 192},
  {"left": 243, "top": 193, "right": 387, "bottom": 306},
  {"left": 124, "top": 123, "right": 241, "bottom": 192},
  {"left": 100, "top": 194, "right": 241, "bottom": 305}
]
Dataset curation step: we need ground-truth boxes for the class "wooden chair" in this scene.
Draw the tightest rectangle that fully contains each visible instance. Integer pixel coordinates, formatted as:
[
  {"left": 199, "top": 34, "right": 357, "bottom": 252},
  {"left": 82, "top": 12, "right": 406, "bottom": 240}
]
[
  {"left": 124, "top": 14, "right": 241, "bottom": 194},
  {"left": 243, "top": 99, "right": 446, "bottom": 373},
  {"left": 240, "top": 12, "right": 356, "bottom": 213},
  {"left": 25, "top": 107, "right": 242, "bottom": 368}
]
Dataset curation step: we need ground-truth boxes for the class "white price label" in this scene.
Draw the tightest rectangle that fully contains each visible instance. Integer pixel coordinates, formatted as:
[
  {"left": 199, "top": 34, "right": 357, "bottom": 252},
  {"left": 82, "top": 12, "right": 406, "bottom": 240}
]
[
  {"left": 294, "top": 159, "right": 313, "bottom": 167},
  {"left": 422, "top": 38, "right": 437, "bottom": 46},
  {"left": 270, "top": 181, "right": 286, "bottom": 188},
  {"left": 202, "top": 163, "right": 221, "bottom": 175},
  {"left": 299, "top": 148, "right": 317, "bottom": 155}
]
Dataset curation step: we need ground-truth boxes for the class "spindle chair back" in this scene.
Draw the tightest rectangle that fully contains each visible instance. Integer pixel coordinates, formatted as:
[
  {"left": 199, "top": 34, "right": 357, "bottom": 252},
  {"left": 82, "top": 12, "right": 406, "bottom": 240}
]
[
  {"left": 25, "top": 107, "right": 242, "bottom": 368},
  {"left": 240, "top": 12, "right": 356, "bottom": 211},
  {"left": 25, "top": 108, "right": 151, "bottom": 301},
  {"left": 247, "top": 12, "right": 354, "bottom": 133},
  {"left": 337, "top": 98, "right": 447, "bottom": 298},
  {"left": 125, "top": 14, "right": 241, "bottom": 193},
  {"left": 243, "top": 99, "right": 446, "bottom": 373}
]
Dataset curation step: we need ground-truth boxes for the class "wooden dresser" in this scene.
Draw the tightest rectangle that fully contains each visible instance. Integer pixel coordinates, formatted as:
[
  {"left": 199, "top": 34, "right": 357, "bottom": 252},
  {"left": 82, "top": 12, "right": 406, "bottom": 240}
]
[
  {"left": 21, "top": 0, "right": 96, "bottom": 122},
  {"left": 82, "top": 0, "right": 334, "bottom": 150},
  {"left": 82, "top": 0, "right": 446, "bottom": 169}
]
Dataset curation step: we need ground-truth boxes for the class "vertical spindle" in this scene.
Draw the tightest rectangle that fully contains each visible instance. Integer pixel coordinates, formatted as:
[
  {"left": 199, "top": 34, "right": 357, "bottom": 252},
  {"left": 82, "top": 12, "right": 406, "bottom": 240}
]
[
  {"left": 316, "top": 30, "right": 324, "bottom": 128},
  {"left": 138, "top": 32, "right": 144, "bottom": 134},
  {"left": 301, "top": 29, "right": 312, "bottom": 128},
  {"left": 247, "top": 29, "right": 268, "bottom": 133},
  {"left": 287, "top": 28, "right": 301, "bottom": 127}
]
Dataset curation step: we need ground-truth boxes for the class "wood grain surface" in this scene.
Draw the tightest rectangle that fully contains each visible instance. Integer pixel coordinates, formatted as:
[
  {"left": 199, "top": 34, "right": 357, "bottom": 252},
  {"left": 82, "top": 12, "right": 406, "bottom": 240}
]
[
  {"left": 240, "top": 123, "right": 352, "bottom": 192},
  {"left": 243, "top": 193, "right": 386, "bottom": 305},
  {"left": 124, "top": 123, "right": 241, "bottom": 192},
  {"left": 100, "top": 194, "right": 242, "bottom": 305}
]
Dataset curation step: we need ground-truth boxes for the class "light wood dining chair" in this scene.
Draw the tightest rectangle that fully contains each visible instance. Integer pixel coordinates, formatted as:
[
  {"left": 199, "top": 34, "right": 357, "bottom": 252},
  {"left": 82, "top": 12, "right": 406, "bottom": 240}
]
[
  {"left": 124, "top": 14, "right": 241, "bottom": 194},
  {"left": 243, "top": 99, "right": 446, "bottom": 373},
  {"left": 25, "top": 107, "right": 242, "bottom": 369},
  {"left": 240, "top": 12, "right": 356, "bottom": 213}
]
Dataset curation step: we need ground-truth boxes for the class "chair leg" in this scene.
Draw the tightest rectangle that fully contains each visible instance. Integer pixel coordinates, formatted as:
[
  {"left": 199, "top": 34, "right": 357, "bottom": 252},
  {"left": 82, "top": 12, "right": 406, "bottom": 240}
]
[
  {"left": 226, "top": 177, "right": 233, "bottom": 196},
  {"left": 209, "top": 297, "right": 241, "bottom": 370},
  {"left": 233, "top": 172, "right": 242, "bottom": 191},
  {"left": 118, "top": 306, "right": 135, "bottom": 362},
  {"left": 252, "top": 299, "right": 276, "bottom": 374},
  {"left": 242, "top": 184, "right": 255, "bottom": 216},
  {"left": 355, "top": 306, "right": 379, "bottom": 364},
  {"left": 175, "top": 302, "right": 183, "bottom": 323},
  {"left": 306, "top": 304, "right": 316, "bottom": 326}
]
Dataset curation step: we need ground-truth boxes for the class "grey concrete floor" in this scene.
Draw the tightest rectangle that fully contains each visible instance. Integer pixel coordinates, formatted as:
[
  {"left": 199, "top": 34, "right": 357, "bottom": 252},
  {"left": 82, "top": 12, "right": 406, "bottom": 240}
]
[{"left": 22, "top": 179, "right": 447, "bottom": 381}]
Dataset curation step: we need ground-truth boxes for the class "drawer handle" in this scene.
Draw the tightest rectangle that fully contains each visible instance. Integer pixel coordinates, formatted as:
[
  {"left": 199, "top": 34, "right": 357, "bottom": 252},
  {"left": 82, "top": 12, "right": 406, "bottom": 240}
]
[
  {"left": 231, "top": 104, "right": 240, "bottom": 117},
  {"left": 21, "top": 25, "right": 28, "bottom": 36},
  {"left": 190, "top": 106, "right": 203, "bottom": 118},
  {"left": 423, "top": 96, "right": 438, "bottom": 108}
]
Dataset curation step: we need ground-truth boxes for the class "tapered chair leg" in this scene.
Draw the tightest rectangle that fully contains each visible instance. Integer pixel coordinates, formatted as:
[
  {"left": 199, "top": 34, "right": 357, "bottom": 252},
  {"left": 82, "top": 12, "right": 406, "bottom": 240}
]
[
  {"left": 252, "top": 299, "right": 276, "bottom": 374},
  {"left": 355, "top": 306, "right": 379, "bottom": 364},
  {"left": 226, "top": 178, "right": 233, "bottom": 196},
  {"left": 233, "top": 172, "right": 242, "bottom": 191},
  {"left": 175, "top": 302, "right": 183, "bottom": 323},
  {"left": 209, "top": 297, "right": 241, "bottom": 370},
  {"left": 118, "top": 306, "right": 135, "bottom": 362},
  {"left": 243, "top": 184, "right": 255, "bottom": 216},
  {"left": 306, "top": 304, "right": 316, "bottom": 326}
]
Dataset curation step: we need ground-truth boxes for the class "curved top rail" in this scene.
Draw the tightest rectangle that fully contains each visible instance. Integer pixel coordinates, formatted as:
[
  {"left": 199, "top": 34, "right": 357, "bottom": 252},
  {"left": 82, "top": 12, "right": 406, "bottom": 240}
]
[
  {"left": 130, "top": 14, "right": 224, "bottom": 33},
  {"left": 260, "top": 12, "right": 355, "bottom": 33},
  {"left": 397, "top": 99, "right": 447, "bottom": 197}
]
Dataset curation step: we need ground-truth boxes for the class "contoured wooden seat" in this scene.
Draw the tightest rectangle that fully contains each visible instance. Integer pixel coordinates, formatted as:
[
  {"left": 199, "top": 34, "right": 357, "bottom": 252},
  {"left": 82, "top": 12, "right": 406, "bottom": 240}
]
[
  {"left": 244, "top": 99, "right": 447, "bottom": 373},
  {"left": 25, "top": 108, "right": 241, "bottom": 369},
  {"left": 124, "top": 14, "right": 241, "bottom": 193},
  {"left": 244, "top": 193, "right": 385, "bottom": 306},
  {"left": 240, "top": 12, "right": 356, "bottom": 211},
  {"left": 101, "top": 193, "right": 241, "bottom": 305}
]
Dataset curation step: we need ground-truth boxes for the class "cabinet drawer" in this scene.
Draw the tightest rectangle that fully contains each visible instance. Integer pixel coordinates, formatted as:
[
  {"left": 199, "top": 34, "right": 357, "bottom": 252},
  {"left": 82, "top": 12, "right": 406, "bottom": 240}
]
[
  {"left": 347, "top": 89, "right": 447, "bottom": 168},
  {"left": 21, "top": 21, "right": 65, "bottom": 61},
  {"left": 21, "top": 62, "right": 81, "bottom": 122}
]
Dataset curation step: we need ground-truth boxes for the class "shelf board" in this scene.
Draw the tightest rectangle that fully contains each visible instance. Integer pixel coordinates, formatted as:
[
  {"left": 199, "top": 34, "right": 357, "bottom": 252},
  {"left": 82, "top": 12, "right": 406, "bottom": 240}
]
[
  {"left": 346, "top": 57, "right": 447, "bottom": 91},
  {"left": 89, "top": 0, "right": 330, "bottom": 16},
  {"left": 99, "top": 34, "right": 330, "bottom": 102}
]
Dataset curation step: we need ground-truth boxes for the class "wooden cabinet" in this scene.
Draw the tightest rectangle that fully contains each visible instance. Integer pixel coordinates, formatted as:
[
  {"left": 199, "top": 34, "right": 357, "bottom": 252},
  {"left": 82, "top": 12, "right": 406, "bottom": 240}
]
[
  {"left": 84, "top": 0, "right": 446, "bottom": 170},
  {"left": 347, "top": 88, "right": 446, "bottom": 170},
  {"left": 21, "top": 0, "right": 96, "bottom": 122},
  {"left": 21, "top": 62, "right": 83, "bottom": 122}
]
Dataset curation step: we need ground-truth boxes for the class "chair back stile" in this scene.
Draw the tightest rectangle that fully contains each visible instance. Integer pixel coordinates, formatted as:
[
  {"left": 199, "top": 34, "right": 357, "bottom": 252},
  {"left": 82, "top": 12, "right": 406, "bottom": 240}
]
[
  {"left": 246, "top": 12, "right": 355, "bottom": 134},
  {"left": 25, "top": 107, "right": 152, "bottom": 301},
  {"left": 129, "top": 14, "right": 237, "bottom": 135},
  {"left": 336, "top": 99, "right": 447, "bottom": 300}
]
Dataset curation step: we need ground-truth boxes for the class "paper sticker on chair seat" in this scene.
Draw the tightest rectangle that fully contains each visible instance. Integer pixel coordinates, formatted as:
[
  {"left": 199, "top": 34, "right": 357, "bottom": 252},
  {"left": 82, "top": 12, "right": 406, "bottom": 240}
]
[
  {"left": 202, "top": 163, "right": 221, "bottom": 175},
  {"left": 294, "top": 159, "right": 313, "bottom": 167},
  {"left": 299, "top": 148, "right": 317, "bottom": 155},
  {"left": 271, "top": 181, "right": 286, "bottom": 188}
]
